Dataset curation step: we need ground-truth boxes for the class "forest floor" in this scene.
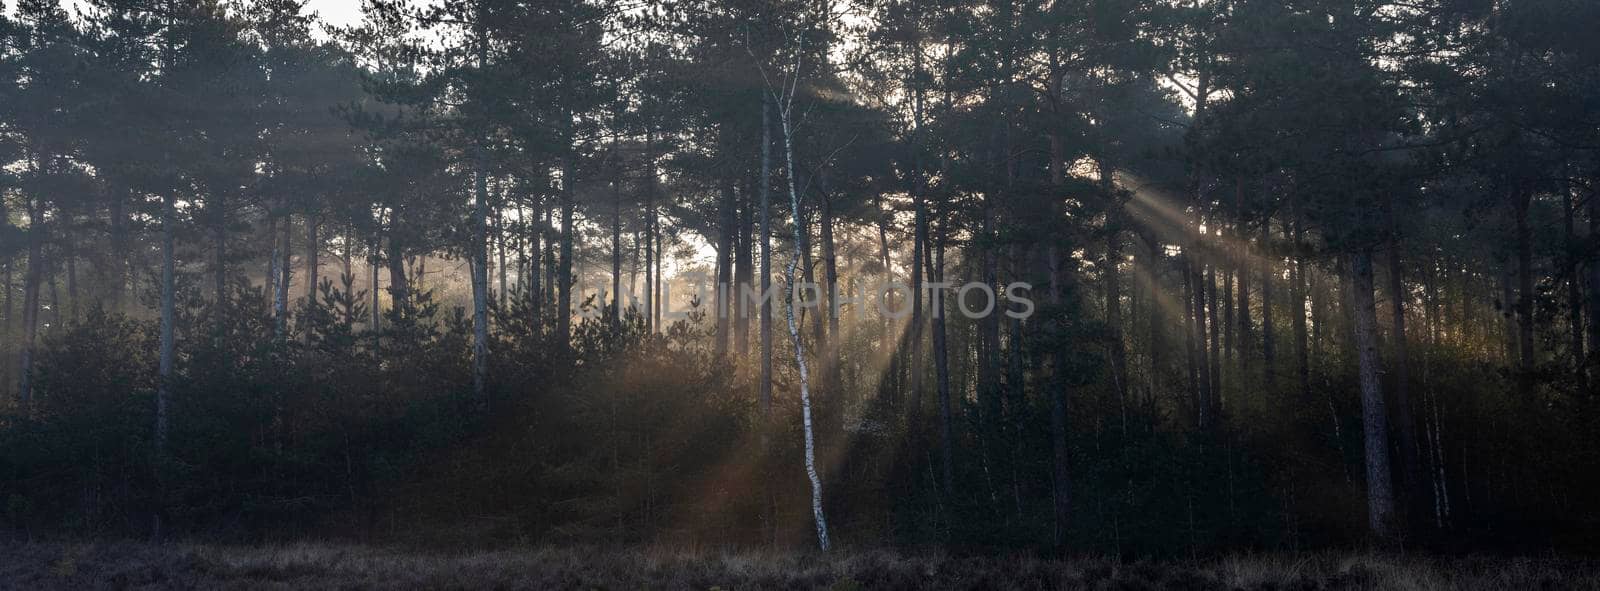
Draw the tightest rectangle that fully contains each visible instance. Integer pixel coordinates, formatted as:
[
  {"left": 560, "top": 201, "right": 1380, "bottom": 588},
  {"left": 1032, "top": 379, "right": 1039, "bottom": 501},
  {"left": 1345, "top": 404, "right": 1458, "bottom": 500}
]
[{"left": 0, "top": 541, "right": 1594, "bottom": 590}]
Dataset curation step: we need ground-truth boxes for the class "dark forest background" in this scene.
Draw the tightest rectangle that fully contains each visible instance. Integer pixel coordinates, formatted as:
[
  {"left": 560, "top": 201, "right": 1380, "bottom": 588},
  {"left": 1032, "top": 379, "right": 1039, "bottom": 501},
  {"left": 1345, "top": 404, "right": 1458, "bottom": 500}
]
[{"left": 1, "top": 0, "right": 1599, "bottom": 558}]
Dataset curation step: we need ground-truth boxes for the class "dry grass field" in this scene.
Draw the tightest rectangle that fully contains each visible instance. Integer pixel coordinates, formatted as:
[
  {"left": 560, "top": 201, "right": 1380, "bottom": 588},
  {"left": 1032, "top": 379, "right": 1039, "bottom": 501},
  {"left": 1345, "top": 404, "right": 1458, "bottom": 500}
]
[{"left": 1, "top": 542, "right": 1595, "bottom": 590}]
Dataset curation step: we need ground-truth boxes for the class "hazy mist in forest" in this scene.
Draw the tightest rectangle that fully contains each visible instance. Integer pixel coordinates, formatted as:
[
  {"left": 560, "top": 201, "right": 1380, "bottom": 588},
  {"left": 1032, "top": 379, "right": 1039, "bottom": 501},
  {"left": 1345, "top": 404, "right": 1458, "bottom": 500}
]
[{"left": 2, "top": 1, "right": 1599, "bottom": 584}]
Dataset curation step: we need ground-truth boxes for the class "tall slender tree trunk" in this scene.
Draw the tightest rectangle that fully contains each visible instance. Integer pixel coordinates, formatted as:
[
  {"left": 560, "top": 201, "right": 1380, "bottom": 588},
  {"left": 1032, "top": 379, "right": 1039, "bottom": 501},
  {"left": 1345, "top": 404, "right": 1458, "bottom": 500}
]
[
  {"left": 1102, "top": 162, "right": 1128, "bottom": 416},
  {"left": 306, "top": 215, "right": 320, "bottom": 313},
  {"left": 928, "top": 222, "right": 954, "bottom": 496},
  {"left": 1349, "top": 248, "right": 1397, "bottom": 539},
  {"left": 1143, "top": 234, "right": 1165, "bottom": 403},
  {"left": 780, "top": 92, "right": 831, "bottom": 552},
  {"left": 156, "top": 194, "right": 177, "bottom": 453},
  {"left": 559, "top": 157, "right": 575, "bottom": 350},
  {"left": 1207, "top": 261, "right": 1222, "bottom": 402},
  {"left": 1235, "top": 181, "right": 1252, "bottom": 363},
  {"left": 796, "top": 187, "right": 824, "bottom": 366},
  {"left": 612, "top": 179, "right": 624, "bottom": 324},
  {"left": 1196, "top": 260, "right": 1213, "bottom": 425},
  {"left": 820, "top": 187, "right": 842, "bottom": 432},
  {"left": 1292, "top": 200, "right": 1310, "bottom": 400},
  {"left": 471, "top": 158, "right": 492, "bottom": 399},
  {"left": 370, "top": 231, "right": 381, "bottom": 342},
  {"left": 1106, "top": 225, "right": 1128, "bottom": 428},
  {"left": 2, "top": 240, "right": 11, "bottom": 398},
  {"left": 546, "top": 206, "right": 558, "bottom": 321},
  {"left": 1589, "top": 187, "right": 1600, "bottom": 380},
  {"left": 496, "top": 205, "right": 508, "bottom": 314},
  {"left": 63, "top": 217, "right": 77, "bottom": 322},
  {"left": 716, "top": 183, "right": 735, "bottom": 355},
  {"left": 18, "top": 195, "right": 43, "bottom": 404},
  {"left": 1045, "top": 129, "right": 1073, "bottom": 547},
  {"left": 907, "top": 193, "right": 926, "bottom": 415},
  {"left": 736, "top": 183, "right": 754, "bottom": 355},
  {"left": 1422, "top": 252, "right": 1452, "bottom": 527},
  {"left": 1047, "top": 245, "right": 1071, "bottom": 548},
  {"left": 821, "top": 192, "right": 839, "bottom": 347},
  {"left": 876, "top": 197, "right": 898, "bottom": 403},
  {"left": 265, "top": 215, "right": 279, "bottom": 309},
  {"left": 1184, "top": 256, "right": 1202, "bottom": 423},
  {"left": 1387, "top": 220, "right": 1420, "bottom": 523},
  {"left": 1261, "top": 222, "right": 1276, "bottom": 393},
  {"left": 1223, "top": 269, "right": 1234, "bottom": 370},
  {"left": 759, "top": 100, "right": 774, "bottom": 415},
  {"left": 386, "top": 234, "right": 409, "bottom": 321},
  {"left": 210, "top": 194, "right": 226, "bottom": 315},
  {"left": 1562, "top": 186, "right": 1583, "bottom": 385},
  {"left": 529, "top": 200, "right": 543, "bottom": 332},
  {"left": 275, "top": 214, "right": 292, "bottom": 341},
  {"left": 979, "top": 202, "right": 1003, "bottom": 445},
  {"left": 108, "top": 195, "right": 129, "bottom": 311},
  {"left": 1500, "top": 264, "right": 1516, "bottom": 363},
  {"left": 643, "top": 153, "right": 655, "bottom": 333},
  {"left": 1513, "top": 188, "right": 1534, "bottom": 373},
  {"left": 653, "top": 210, "right": 662, "bottom": 329}
]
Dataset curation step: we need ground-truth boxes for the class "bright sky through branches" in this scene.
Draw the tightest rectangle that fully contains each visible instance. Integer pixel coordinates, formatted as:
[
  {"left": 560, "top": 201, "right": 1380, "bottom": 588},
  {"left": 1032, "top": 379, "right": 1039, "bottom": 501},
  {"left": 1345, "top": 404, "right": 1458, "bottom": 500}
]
[{"left": 306, "top": 0, "right": 363, "bottom": 29}]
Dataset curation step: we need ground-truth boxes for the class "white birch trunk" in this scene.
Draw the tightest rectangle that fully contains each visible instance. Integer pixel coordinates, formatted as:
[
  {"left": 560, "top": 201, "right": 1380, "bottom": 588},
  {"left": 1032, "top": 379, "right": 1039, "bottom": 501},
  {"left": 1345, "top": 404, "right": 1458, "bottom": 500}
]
[{"left": 780, "top": 95, "right": 831, "bottom": 553}]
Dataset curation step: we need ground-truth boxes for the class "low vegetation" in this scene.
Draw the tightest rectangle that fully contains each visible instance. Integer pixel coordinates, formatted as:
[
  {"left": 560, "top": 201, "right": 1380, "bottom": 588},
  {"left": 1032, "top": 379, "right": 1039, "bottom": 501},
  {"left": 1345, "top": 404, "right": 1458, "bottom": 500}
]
[{"left": 4, "top": 542, "right": 1596, "bottom": 590}]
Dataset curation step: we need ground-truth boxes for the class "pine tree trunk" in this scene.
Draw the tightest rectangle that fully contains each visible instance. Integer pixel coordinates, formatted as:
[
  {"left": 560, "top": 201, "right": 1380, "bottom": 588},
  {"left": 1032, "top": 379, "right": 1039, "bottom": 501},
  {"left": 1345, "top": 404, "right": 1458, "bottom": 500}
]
[
  {"left": 107, "top": 195, "right": 128, "bottom": 311},
  {"left": 18, "top": 195, "right": 44, "bottom": 404},
  {"left": 1047, "top": 245, "right": 1071, "bottom": 548},
  {"left": 652, "top": 200, "right": 662, "bottom": 329},
  {"left": 1513, "top": 188, "right": 1534, "bottom": 373},
  {"left": 1292, "top": 203, "right": 1310, "bottom": 400},
  {"left": 928, "top": 222, "right": 954, "bottom": 496},
  {"left": 529, "top": 201, "right": 543, "bottom": 331},
  {"left": 1563, "top": 187, "right": 1583, "bottom": 384},
  {"left": 2, "top": 239, "right": 10, "bottom": 398},
  {"left": 1349, "top": 248, "right": 1397, "bottom": 539},
  {"left": 797, "top": 189, "right": 824, "bottom": 366},
  {"left": 559, "top": 157, "right": 575, "bottom": 349},
  {"left": 61, "top": 215, "right": 76, "bottom": 322},
  {"left": 736, "top": 183, "right": 754, "bottom": 355},
  {"left": 275, "top": 215, "right": 292, "bottom": 340},
  {"left": 386, "top": 234, "right": 408, "bottom": 320},
  {"left": 1589, "top": 188, "right": 1600, "bottom": 380},
  {"left": 716, "top": 183, "right": 735, "bottom": 355},
  {"left": 1105, "top": 225, "right": 1128, "bottom": 430},
  {"left": 759, "top": 100, "right": 774, "bottom": 415},
  {"left": 1262, "top": 222, "right": 1275, "bottom": 394},
  {"left": 211, "top": 195, "right": 227, "bottom": 315},
  {"left": 1223, "top": 268, "right": 1234, "bottom": 370},
  {"left": 613, "top": 180, "right": 624, "bottom": 324},
  {"left": 306, "top": 215, "right": 320, "bottom": 313},
  {"left": 370, "top": 232, "right": 381, "bottom": 342},
  {"left": 821, "top": 192, "right": 839, "bottom": 343},
  {"left": 471, "top": 159, "right": 492, "bottom": 399},
  {"left": 157, "top": 194, "right": 177, "bottom": 453},
  {"left": 1143, "top": 234, "right": 1165, "bottom": 403},
  {"left": 980, "top": 206, "right": 1002, "bottom": 439},
  {"left": 1207, "top": 260, "right": 1221, "bottom": 402},
  {"left": 820, "top": 187, "right": 842, "bottom": 428},
  {"left": 1183, "top": 256, "right": 1201, "bottom": 423},
  {"left": 643, "top": 130, "right": 656, "bottom": 331},
  {"left": 263, "top": 213, "right": 277, "bottom": 307},
  {"left": 496, "top": 205, "right": 508, "bottom": 314},
  {"left": 1388, "top": 231, "right": 1420, "bottom": 524}
]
